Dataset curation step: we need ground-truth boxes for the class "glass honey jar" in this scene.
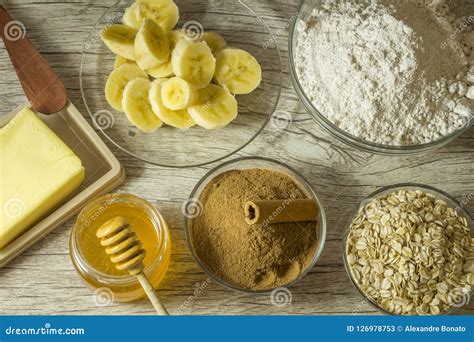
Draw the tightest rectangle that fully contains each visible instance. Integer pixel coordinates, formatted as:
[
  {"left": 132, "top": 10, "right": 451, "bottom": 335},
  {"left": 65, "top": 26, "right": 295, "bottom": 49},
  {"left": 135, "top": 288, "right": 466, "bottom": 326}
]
[{"left": 69, "top": 193, "right": 171, "bottom": 302}]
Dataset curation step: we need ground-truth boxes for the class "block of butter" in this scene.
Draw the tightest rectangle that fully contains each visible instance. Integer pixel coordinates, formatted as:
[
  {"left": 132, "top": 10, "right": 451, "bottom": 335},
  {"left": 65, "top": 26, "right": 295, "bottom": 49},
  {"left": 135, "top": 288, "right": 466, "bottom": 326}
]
[{"left": 0, "top": 107, "right": 85, "bottom": 249}]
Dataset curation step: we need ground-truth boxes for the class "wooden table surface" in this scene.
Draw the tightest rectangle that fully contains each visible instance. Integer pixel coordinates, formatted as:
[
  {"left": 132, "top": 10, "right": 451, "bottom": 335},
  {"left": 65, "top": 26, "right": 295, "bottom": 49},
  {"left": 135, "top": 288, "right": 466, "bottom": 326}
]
[{"left": 0, "top": 0, "right": 473, "bottom": 315}]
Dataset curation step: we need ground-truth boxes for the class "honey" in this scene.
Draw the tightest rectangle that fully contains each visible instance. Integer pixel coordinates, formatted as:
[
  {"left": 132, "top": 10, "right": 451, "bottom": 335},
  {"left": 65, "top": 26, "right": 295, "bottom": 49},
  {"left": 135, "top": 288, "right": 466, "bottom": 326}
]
[
  {"left": 80, "top": 201, "right": 159, "bottom": 276},
  {"left": 70, "top": 194, "right": 170, "bottom": 302}
]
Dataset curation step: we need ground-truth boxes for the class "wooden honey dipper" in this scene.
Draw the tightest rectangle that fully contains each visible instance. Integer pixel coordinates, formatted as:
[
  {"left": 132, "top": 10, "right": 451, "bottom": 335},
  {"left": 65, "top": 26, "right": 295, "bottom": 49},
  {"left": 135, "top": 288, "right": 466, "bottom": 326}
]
[{"left": 96, "top": 216, "right": 169, "bottom": 315}]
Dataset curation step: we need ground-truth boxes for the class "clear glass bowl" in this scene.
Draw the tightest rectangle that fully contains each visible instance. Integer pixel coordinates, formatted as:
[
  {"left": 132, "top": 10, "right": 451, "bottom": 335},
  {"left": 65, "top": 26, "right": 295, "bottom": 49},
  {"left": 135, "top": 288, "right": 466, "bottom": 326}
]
[
  {"left": 80, "top": 0, "right": 281, "bottom": 167},
  {"left": 184, "top": 157, "right": 327, "bottom": 293},
  {"left": 343, "top": 183, "right": 473, "bottom": 315},
  {"left": 289, "top": 0, "right": 473, "bottom": 155}
]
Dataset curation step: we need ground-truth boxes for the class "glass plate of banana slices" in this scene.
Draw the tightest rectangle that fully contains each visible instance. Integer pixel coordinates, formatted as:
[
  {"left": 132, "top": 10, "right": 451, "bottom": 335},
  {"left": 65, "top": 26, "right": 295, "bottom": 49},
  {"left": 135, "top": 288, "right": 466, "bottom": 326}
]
[{"left": 80, "top": 0, "right": 282, "bottom": 167}]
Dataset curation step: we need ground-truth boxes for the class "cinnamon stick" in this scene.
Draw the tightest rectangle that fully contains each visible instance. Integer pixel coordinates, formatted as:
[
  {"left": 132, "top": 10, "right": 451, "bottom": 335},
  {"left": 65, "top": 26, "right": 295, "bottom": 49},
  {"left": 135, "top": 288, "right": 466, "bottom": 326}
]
[{"left": 244, "top": 199, "right": 318, "bottom": 225}]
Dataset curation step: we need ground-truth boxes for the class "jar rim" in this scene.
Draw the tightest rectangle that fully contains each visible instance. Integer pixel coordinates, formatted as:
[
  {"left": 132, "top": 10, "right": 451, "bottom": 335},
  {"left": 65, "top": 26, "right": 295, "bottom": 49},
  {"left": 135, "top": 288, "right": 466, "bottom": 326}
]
[{"left": 70, "top": 193, "right": 168, "bottom": 285}]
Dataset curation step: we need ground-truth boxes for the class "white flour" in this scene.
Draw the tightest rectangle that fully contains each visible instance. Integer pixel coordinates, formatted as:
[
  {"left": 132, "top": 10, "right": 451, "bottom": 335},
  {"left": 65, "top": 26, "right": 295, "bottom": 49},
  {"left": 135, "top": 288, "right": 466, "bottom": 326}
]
[{"left": 295, "top": 0, "right": 473, "bottom": 146}]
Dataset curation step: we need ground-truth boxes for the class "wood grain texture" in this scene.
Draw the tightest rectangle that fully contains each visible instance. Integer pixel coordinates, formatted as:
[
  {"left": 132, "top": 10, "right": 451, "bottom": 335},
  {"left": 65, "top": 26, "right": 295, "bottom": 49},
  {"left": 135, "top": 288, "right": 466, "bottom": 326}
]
[
  {"left": 0, "top": 5, "right": 68, "bottom": 114},
  {"left": 0, "top": 0, "right": 473, "bottom": 316}
]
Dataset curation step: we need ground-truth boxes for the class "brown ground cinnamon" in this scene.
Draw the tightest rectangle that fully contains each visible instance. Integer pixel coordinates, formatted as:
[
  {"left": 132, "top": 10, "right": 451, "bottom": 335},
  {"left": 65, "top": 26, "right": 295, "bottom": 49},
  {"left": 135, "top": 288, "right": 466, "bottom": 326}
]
[{"left": 190, "top": 168, "right": 319, "bottom": 291}]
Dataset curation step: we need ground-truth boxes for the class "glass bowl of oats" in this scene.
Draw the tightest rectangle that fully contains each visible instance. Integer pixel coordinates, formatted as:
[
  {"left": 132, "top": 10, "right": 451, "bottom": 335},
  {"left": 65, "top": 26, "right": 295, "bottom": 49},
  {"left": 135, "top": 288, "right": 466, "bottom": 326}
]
[{"left": 343, "top": 184, "right": 473, "bottom": 315}]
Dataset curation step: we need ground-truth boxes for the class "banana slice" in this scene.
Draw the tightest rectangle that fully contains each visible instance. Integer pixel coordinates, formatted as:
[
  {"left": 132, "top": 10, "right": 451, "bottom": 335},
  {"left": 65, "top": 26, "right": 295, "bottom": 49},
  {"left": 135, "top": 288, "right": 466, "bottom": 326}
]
[
  {"left": 168, "top": 30, "right": 185, "bottom": 50},
  {"left": 114, "top": 55, "right": 134, "bottom": 69},
  {"left": 202, "top": 32, "right": 227, "bottom": 55},
  {"left": 149, "top": 79, "right": 196, "bottom": 129},
  {"left": 145, "top": 30, "right": 184, "bottom": 78},
  {"left": 122, "top": 78, "right": 163, "bottom": 132},
  {"left": 105, "top": 64, "right": 148, "bottom": 111},
  {"left": 101, "top": 24, "right": 137, "bottom": 60},
  {"left": 172, "top": 40, "right": 216, "bottom": 89},
  {"left": 188, "top": 85, "right": 238, "bottom": 129},
  {"left": 161, "top": 77, "right": 197, "bottom": 110},
  {"left": 138, "top": 0, "right": 179, "bottom": 32},
  {"left": 214, "top": 48, "right": 262, "bottom": 95},
  {"left": 147, "top": 61, "right": 174, "bottom": 78},
  {"left": 135, "top": 18, "right": 170, "bottom": 70},
  {"left": 123, "top": 1, "right": 141, "bottom": 29}
]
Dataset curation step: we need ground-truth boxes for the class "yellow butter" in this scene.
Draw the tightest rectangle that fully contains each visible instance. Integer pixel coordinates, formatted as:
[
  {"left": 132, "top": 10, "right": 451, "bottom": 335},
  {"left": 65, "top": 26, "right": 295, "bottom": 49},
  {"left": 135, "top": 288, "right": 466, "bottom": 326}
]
[{"left": 0, "top": 107, "right": 85, "bottom": 248}]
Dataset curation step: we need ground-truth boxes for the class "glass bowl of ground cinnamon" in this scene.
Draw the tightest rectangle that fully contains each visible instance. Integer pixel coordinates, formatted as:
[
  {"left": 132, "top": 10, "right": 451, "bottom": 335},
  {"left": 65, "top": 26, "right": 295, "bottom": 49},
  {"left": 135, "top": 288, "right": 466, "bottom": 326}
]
[{"left": 184, "top": 157, "right": 327, "bottom": 293}]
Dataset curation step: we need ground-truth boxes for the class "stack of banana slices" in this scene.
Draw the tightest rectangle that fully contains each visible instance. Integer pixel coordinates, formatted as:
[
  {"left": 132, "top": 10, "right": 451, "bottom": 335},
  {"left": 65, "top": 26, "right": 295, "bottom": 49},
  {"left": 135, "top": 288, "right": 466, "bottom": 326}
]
[{"left": 100, "top": 0, "right": 262, "bottom": 132}]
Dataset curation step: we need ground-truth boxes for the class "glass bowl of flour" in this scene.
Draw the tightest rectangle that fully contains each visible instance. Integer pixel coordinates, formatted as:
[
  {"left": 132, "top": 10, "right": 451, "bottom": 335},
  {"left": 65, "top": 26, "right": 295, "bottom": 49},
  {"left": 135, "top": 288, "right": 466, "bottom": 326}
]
[{"left": 289, "top": 0, "right": 473, "bottom": 155}]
